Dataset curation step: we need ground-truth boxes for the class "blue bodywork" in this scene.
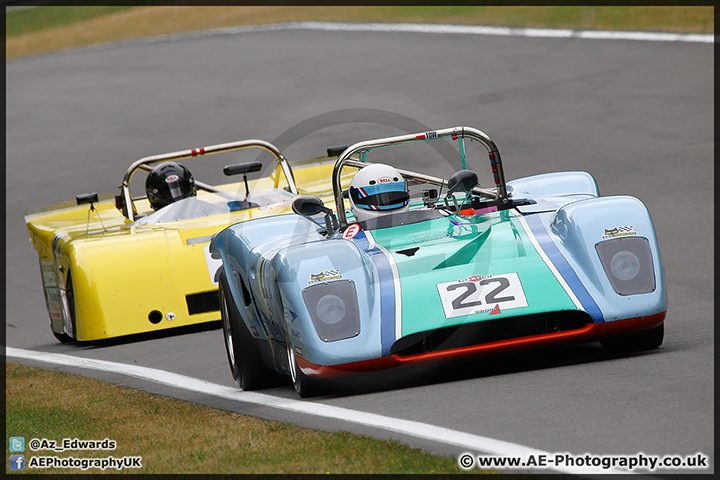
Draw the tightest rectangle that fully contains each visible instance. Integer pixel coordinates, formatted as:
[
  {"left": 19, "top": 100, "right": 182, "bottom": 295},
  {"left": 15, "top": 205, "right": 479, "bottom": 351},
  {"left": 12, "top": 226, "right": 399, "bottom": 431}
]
[
  {"left": 210, "top": 126, "right": 666, "bottom": 397},
  {"left": 210, "top": 170, "right": 666, "bottom": 374}
]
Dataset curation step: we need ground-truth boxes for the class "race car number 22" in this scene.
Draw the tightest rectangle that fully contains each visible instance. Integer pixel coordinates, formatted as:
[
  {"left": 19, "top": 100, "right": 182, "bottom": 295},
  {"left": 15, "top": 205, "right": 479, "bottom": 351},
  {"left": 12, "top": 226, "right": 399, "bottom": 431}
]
[{"left": 437, "top": 273, "right": 528, "bottom": 318}]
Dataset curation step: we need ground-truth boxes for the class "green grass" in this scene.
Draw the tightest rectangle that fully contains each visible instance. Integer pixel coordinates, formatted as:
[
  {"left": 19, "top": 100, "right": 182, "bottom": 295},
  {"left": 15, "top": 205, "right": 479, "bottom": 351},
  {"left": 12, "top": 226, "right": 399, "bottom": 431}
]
[
  {"left": 6, "top": 363, "right": 472, "bottom": 474},
  {"left": 5, "top": 6, "right": 138, "bottom": 37}
]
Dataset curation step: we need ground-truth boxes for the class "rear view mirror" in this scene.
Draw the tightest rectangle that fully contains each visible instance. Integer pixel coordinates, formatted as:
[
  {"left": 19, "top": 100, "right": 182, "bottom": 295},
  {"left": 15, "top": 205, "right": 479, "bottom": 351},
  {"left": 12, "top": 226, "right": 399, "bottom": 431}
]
[
  {"left": 223, "top": 161, "right": 263, "bottom": 177},
  {"left": 292, "top": 196, "right": 338, "bottom": 236},
  {"left": 327, "top": 146, "right": 348, "bottom": 157},
  {"left": 76, "top": 192, "right": 99, "bottom": 206},
  {"left": 292, "top": 195, "right": 328, "bottom": 216},
  {"left": 445, "top": 170, "right": 479, "bottom": 215},
  {"left": 224, "top": 161, "right": 263, "bottom": 202},
  {"left": 447, "top": 170, "right": 478, "bottom": 195}
]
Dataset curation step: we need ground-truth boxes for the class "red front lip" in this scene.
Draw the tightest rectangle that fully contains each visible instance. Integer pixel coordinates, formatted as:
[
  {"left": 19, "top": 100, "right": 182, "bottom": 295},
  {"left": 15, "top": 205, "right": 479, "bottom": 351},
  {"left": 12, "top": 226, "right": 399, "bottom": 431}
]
[{"left": 296, "top": 312, "right": 666, "bottom": 379}]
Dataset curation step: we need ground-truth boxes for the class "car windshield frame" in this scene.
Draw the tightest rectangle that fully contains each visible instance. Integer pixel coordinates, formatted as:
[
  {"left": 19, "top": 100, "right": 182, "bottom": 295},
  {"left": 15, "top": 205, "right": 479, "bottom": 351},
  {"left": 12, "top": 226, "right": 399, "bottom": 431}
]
[
  {"left": 118, "top": 140, "right": 297, "bottom": 222},
  {"left": 133, "top": 188, "right": 296, "bottom": 226},
  {"left": 331, "top": 126, "right": 508, "bottom": 228}
]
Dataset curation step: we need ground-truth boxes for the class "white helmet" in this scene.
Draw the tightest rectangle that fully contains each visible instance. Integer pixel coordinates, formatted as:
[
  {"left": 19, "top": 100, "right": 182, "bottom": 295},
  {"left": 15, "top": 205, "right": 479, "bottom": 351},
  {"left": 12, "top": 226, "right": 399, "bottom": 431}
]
[{"left": 348, "top": 163, "right": 409, "bottom": 223}]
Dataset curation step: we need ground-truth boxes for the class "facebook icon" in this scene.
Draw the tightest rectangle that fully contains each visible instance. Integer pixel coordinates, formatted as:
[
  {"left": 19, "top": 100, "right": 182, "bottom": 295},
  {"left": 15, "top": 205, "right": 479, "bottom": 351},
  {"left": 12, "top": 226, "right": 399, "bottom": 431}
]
[{"left": 10, "top": 455, "right": 25, "bottom": 470}]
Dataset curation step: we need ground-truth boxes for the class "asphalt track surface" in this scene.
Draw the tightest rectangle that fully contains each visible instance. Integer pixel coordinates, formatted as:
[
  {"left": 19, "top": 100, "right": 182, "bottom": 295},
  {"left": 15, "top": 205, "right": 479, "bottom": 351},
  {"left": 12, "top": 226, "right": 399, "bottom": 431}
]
[{"left": 6, "top": 25, "right": 714, "bottom": 473}]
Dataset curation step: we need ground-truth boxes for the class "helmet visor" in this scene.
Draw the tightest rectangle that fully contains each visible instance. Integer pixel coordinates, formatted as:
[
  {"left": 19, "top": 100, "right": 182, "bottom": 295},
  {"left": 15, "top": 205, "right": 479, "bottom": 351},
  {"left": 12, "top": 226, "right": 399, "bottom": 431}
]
[
  {"left": 156, "top": 174, "right": 194, "bottom": 203},
  {"left": 350, "top": 182, "right": 409, "bottom": 211},
  {"left": 167, "top": 178, "right": 186, "bottom": 201}
]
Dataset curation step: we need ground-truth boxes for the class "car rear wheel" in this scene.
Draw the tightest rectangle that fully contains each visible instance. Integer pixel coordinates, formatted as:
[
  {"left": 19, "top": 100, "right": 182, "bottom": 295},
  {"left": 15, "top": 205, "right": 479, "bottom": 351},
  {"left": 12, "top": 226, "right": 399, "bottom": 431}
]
[
  {"left": 601, "top": 323, "right": 664, "bottom": 353},
  {"left": 218, "top": 271, "right": 275, "bottom": 391}
]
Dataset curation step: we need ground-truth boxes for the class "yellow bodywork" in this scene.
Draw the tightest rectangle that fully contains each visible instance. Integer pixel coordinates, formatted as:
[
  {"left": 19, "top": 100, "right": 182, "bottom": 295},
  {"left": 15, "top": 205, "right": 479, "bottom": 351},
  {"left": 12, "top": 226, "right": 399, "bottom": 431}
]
[{"left": 25, "top": 160, "right": 351, "bottom": 341}]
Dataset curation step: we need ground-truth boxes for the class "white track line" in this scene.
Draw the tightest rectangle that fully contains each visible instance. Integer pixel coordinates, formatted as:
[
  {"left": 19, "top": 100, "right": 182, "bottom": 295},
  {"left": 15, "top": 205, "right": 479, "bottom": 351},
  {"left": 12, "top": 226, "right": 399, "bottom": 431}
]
[
  {"left": 293, "top": 22, "right": 714, "bottom": 43},
  {"left": 105, "top": 22, "right": 714, "bottom": 50},
  {"left": 7, "top": 346, "right": 629, "bottom": 474}
]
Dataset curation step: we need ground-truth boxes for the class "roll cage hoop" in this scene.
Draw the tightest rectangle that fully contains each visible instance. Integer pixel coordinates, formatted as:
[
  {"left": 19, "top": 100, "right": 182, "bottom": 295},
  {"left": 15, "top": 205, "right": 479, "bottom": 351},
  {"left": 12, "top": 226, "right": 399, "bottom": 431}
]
[
  {"left": 118, "top": 139, "right": 297, "bottom": 222},
  {"left": 331, "top": 126, "right": 508, "bottom": 228}
]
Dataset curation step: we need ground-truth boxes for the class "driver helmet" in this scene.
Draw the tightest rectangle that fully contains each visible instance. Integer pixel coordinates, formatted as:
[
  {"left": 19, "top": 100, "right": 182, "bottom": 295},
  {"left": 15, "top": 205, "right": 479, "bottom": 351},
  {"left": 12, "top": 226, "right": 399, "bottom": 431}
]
[
  {"left": 145, "top": 162, "right": 197, "bottom": 211},
  {"left": 348, "top": 163, "right": 409, "bottom": 223}
]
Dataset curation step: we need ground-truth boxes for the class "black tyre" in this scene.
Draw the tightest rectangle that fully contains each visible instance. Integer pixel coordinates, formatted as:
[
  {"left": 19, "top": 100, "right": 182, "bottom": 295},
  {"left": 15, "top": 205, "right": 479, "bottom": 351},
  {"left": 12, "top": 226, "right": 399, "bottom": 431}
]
[
  {"left": 287, "top": 343, "right": 324, "bottom": 398},
  {"left": 601, "top": 323, "right": 664, "bottom": 353},
  {"left": 218, "top": 271, "right": 275, "bottom": 391},
  {"left": 52, "top": 329, "right": 73, "bottom": 343}
]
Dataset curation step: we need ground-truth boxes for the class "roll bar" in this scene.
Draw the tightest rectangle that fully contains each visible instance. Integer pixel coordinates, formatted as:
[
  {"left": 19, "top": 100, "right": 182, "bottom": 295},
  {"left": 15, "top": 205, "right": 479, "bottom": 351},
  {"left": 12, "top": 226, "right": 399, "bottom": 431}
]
[
  {"left": 118, "top": 139, "right": 296, "bottom": 221},
  {"left": 331, "top": 126, "right": 508, "bottom": 227}
]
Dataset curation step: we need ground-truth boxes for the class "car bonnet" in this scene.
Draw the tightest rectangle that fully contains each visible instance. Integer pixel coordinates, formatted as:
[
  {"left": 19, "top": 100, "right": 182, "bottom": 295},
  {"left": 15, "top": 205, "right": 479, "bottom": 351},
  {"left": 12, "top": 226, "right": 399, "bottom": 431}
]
[{"left": 348, "top": 209, "right": 584, "bottom": 340}]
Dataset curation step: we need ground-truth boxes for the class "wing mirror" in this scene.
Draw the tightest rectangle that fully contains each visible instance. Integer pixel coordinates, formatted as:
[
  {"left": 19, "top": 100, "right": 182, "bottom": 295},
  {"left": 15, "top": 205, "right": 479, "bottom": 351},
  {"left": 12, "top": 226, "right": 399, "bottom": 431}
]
[
  {"left": 445, "top": 170, "right": 479, "bottom": 214},
  {"left": 327, "top": 145, "right": 348, "bottom": 157},
  {"left": 76, "top": 192, "right": 105, "bottom": 233},
  {"left": 447, "top": 169, "right": 478, "bottom": 195},
  {"left": 76, "top": 192, "right": 99, "bottom": 206},
  {"left": 292, "top": 195, "right": 338, "bottom": 236}
]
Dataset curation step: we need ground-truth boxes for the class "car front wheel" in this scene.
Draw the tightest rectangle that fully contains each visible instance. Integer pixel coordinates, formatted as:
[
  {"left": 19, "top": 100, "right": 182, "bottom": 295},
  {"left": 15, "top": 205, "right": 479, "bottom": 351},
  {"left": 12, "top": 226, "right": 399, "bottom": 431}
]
[
  {"left": 218, "top": 271, "right": 275, "bottom": 391},
  {"left": 287, "top": 344, "right": 324, "bottom": 398}
]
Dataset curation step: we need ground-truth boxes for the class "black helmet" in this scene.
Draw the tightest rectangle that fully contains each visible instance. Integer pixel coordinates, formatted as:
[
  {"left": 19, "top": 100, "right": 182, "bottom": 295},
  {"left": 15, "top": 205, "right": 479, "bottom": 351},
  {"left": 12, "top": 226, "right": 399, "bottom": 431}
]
[{"left": 145, "top": 162, "right": 196, "bottom": 211}]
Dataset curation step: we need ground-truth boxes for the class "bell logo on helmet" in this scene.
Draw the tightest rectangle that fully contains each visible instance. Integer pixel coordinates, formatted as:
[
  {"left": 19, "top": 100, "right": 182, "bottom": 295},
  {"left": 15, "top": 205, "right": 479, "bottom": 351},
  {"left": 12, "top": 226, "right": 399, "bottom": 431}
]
[
  {"left": 165, "top": 175, "right": 180, "bottom": 183},
  {"left": 377, "top": 176, "right": 393, "bottom": 184}
]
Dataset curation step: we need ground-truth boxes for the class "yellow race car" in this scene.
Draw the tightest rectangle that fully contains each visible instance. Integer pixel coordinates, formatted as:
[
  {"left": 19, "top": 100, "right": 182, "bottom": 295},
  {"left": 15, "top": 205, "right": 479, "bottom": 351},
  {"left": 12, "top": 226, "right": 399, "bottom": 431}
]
[{"left": 25, "top": 139, "right": 340, "bottom": 342}]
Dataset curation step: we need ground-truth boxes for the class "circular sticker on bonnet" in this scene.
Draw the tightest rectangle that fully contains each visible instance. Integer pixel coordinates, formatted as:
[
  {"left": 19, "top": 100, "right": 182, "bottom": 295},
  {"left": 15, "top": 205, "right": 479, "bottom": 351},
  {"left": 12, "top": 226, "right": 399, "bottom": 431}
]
[{"left": 342, "top": 223, "right": 361, "bottom": 239}]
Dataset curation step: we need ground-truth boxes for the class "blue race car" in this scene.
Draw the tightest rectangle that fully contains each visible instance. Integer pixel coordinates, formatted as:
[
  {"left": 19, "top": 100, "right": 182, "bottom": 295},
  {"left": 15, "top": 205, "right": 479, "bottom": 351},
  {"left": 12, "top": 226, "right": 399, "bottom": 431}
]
[{"left": 210, "top": 126, "right": 666, "bottom": 397}]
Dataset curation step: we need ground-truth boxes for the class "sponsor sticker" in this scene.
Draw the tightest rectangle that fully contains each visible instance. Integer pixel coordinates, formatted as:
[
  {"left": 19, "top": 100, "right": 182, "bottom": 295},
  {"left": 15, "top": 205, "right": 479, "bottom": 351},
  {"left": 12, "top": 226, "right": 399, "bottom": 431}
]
[
  {"left": 47, "top": 289, "right": 63, "bottom": 322},
  {"left": 416, "top": 131, "right": 439, "bottom": 140},
  {"left": 308, "top": 269, "right": 342, "bottom": 284},
  {"left": 165, "top": 174, "right": 179, "bottom": 183},
  {"left": 342, "top": 223, "right": 361, "bottom": 239},
  {"left": 40, "top": 261, "right": 58, "bottom": 287},
  {"left": 437, "top": 272, "right": 528, "bottom": 319},
  {"left": 602, "top": 226, "right": 637, "bottom": 239}
]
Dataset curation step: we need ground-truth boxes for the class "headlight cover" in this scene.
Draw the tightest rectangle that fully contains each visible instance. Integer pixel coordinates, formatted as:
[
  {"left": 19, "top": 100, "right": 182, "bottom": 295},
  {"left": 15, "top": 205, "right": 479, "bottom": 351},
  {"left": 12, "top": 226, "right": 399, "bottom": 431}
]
[
  {"left": 302, "top": 280, "right": 360, "bottom": 342},
  {"left": 596, "top": 237, "right": 655, "bottom": 295}
]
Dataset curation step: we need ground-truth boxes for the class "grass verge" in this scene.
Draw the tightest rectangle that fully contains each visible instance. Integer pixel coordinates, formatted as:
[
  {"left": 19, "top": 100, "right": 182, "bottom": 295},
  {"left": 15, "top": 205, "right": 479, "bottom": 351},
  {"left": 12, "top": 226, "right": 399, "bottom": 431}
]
[
  {"left": 5, "top": 6, "right": 714, "bottom": 59},
  {"left": 6, "top": 363, "right": 471, "bottom": 474}
]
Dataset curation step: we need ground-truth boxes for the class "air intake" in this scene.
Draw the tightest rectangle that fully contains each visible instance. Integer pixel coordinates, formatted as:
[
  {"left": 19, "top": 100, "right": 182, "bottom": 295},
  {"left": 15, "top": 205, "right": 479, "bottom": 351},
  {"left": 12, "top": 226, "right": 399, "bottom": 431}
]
[
  {"left": 391, "top": 311, "right": 591, "bottom": 356},
  {"left": 186, "top": 290, "right": 220, "bottom": 315}
]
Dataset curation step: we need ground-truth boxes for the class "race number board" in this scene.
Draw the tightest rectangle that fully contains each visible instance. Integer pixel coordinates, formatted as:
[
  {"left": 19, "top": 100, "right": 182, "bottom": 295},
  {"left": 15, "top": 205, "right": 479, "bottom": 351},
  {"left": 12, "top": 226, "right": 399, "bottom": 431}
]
[{"left": 437, "top": 272, "right": 528, "bottom": 318}]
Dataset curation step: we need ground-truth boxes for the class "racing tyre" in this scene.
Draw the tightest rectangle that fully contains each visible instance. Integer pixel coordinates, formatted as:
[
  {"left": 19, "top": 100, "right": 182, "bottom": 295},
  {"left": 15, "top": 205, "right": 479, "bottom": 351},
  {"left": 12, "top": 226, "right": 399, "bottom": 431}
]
[
  {"left": 287, "top": 344, "right": 323, "bottom": 398},
  {"left": 601, "top": 323, "right": 664, "bottom": 353},
  {"left": 52, "top": 329, "right": 73, "bottom": 343},
  {"left": 218, "top": 271, "right": 275, "bottom": 391}
]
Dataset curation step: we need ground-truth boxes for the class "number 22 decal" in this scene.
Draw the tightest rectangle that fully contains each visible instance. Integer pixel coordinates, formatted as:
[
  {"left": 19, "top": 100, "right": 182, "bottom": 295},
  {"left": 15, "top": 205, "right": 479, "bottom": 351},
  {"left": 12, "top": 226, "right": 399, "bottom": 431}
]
[
  {"left": 437, "top": 273, "right": 528, "bottom": 319},
  {"left": 447, "top": 277, "right": 516, "bottom": 310}
]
